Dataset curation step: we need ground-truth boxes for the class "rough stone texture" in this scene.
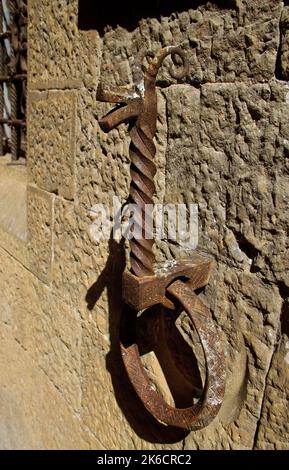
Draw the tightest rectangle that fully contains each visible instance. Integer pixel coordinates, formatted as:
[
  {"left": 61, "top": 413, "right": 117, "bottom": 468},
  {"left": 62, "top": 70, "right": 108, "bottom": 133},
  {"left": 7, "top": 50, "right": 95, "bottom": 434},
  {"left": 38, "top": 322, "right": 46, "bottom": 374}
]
[
  {"left": 99, "top": 0, "right": 283, "bottom": 88},
  {"left": 28, "top": 0, "right": 101, "bottom": 90},
  {"left": 0, "top": 158, "right": 28, "bottom": 268},
  {"left": 0, "top": 247, "right": 91, "bottom": 449},
  {"left": 27, "top": 185, "right": 54, "bottom": 284},
  {"left": 0, "top": 157, "right": 27, "bottom": 242},
  {"left": 28, "top": 90, "right": 77, "bottom": 200},
  {"left": 0, "top": 0, "right": 288, "bottom": 450},
  {"left": 254, "top": 335, "right": 289, "bottom": 449}
]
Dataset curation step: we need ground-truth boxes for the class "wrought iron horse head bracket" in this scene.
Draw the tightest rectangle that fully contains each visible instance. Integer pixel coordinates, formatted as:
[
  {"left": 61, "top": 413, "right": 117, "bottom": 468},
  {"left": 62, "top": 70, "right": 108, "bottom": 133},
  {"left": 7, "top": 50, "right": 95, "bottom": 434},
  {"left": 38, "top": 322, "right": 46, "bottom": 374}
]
[{"left": 96, "top": 46, "right": 226, "bottom": 430}]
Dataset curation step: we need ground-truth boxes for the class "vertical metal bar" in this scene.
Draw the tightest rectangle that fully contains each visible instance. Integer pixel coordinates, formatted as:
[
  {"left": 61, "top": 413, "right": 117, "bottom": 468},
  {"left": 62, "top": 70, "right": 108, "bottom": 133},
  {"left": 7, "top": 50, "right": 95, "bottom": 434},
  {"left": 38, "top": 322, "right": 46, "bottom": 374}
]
[
  {"left": 10, "top": 81, "right": 18, "bottom": 160},
  {"left": 97, "top": 47, "right": 189, "bottom": 277},
  {"left": 19, "top": 0, "right": 27, "bottom": 158},
  {"left": 0, "top": 1, "right": 4, "bottom": 155},
  {"left": 8, "top": 0, "right": 18, "bottom": 160}
]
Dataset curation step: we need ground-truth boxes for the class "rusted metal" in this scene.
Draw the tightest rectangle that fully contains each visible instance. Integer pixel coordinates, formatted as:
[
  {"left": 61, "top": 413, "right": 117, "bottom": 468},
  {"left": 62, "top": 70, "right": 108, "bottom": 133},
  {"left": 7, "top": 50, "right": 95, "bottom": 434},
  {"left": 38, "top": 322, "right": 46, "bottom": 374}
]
[
  {"left": 0, "top": 31, "right": 11, "bottom": 39},
  {"left": 97, "top": 46, "right": 188, "bottom": 277},
  {"left": 0, "top": 117, "right": 25, "bottom": 126},
  {"left": 121, "top": 280, "right": 226, "bottom": 430},
  {"left": 0, "top": 73, "right": 26, "bottom": 81},
  {"left": 0, "top": 0, "right": 27, "bottom": 159},
  {"left": 8, "top": 0, "right": 17, "bottom": 160},
  {"left": 122, "top": 254, "right": 214, "bottom": 311},
  {"left": 97, "top": 46, "right": 226, "bottom": 430},
  {"left": 121, "top": 255, "right": 226, "bottom": 429},
  {"left": 9, "top": 81, "right": 18, "bottom": 158}
]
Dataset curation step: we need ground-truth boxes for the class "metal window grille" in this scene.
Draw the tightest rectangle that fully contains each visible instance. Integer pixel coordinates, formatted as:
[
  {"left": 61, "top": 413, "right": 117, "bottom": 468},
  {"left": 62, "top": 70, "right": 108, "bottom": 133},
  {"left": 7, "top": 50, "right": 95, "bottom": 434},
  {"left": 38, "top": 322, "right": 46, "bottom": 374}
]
[{"left": 0, "top": 0, "right": 27, "bottom": 161}]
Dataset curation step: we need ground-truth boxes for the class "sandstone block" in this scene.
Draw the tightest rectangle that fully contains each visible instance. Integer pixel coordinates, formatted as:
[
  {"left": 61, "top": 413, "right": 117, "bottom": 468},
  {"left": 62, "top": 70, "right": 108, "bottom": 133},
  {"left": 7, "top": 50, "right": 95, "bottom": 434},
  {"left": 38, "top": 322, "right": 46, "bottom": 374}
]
[
  {"left": 29, "top": 0, "right": 101, "bottom": 90},
  {"left": 27, "top": 186, "right": 53, "bottom": 284},
  {"left": 254, "top": 335, "right": 289, "bottom": 449},
  {"left": 28, "top": 90, "right": 77, "bottom": 200}
]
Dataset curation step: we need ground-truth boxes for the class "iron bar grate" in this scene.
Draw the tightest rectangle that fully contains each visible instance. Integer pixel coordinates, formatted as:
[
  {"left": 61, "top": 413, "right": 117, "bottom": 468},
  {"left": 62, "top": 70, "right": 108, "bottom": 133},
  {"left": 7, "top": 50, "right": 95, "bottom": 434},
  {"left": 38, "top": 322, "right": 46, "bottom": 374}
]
[{"left": 0, "top": 0, "right": 27, "bottom": 161}]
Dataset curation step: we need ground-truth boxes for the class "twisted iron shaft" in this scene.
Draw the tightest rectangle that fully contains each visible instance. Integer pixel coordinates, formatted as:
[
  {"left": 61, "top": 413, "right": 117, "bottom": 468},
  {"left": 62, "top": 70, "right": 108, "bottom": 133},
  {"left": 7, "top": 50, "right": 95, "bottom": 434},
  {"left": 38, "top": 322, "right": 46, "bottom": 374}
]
[
  {"left": 128, "top": 70, "right": 157, "bottom": 276},
  {"left": 128, "top": 124, "right": 156, "bottom": 276},
  {"left": 97, "top": 46, "right": 188, "bottom": 277}
]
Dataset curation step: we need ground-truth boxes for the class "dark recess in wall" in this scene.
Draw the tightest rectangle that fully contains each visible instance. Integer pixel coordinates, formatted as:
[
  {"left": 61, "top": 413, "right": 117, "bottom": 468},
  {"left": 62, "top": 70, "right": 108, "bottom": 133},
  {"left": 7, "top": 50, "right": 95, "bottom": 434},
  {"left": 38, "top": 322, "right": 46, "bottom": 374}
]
[
  {"left": 78, "top": 0, "right": 235, "bottom": 35},
  {"left": 281, "top": 300, "right": 289, "bottom": 337},
  {"left": 279, "top": 282, "right": 289, "bottom": 337}
]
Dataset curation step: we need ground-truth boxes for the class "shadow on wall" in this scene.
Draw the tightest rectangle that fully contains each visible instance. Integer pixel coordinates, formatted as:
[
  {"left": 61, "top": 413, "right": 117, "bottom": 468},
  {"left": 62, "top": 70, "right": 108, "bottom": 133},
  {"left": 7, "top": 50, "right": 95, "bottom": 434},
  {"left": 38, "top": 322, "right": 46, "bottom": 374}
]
[
  {"left": 86, "top": 233, "right": 206, "bottom": 444},
  {"left": 78, "top": 0, "right": 236, "bottom": 35}
]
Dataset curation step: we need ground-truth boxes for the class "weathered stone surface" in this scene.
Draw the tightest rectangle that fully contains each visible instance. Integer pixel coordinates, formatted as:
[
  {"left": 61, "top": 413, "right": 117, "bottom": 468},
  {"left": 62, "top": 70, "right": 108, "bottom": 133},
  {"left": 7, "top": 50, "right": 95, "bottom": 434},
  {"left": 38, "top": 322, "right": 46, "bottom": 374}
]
[
  {"left": 164, "top": 84, "right": 200, "bottom": 186},
  {"left": 163, "top": 81, "right": 289, "bottom": 282},
  {"left": 0, "top": 156, "right": 27, "bottom": 241},
  {"left": 27, "top": 185, "right": 53, "bottom": 284},
  {"left": 28, "top": 0, "right": 101, "bottom": 90},
  {"left": 0, "top": 226, "right": 28, "bottom": 270},
  {"left": 0, "top": 157, "right": 28, "bottom": 268},
  {"left": 198, "top": 81, "right": 289, "bottom": 285},
  {"left": 99, "top": 0, "right": 283, "bottom": 88},
  {"left": 33, "top": 289, "right": 82, "bottom": 413},
  {"left": 52, "top": 195, "right": 109, "bottom": 307},
  {"left": 0, "top": 247, "right": 86, "bottom": 447},
  {"left": 254, "top": 334, "right": 289, "bottom": 449},
  {"left": 28, "top": 90, "right": 77, "bottom": 200},
  {"left": 0, "top": 329, "right": 96, "bottom": 450}
]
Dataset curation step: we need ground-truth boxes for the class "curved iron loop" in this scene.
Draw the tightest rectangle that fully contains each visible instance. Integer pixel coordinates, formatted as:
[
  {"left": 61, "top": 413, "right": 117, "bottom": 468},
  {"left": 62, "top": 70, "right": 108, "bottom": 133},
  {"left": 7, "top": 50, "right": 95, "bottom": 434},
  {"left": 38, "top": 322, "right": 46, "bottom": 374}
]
[{"left": 121, "top": 279, "right": 226, "bottom": 430}]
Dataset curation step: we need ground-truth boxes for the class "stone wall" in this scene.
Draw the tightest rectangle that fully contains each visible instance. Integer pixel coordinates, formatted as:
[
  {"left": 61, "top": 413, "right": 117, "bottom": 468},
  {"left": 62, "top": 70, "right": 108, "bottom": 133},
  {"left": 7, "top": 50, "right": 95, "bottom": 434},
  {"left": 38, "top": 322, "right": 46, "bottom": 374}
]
[{"left": 0, "top": 0, "right": 288, "bottom": 449}]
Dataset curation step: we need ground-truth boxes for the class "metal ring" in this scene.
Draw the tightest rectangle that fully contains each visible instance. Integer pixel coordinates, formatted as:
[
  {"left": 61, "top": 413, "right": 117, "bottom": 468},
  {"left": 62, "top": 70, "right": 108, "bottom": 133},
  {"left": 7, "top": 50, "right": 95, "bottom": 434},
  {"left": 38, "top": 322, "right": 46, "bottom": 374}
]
[{"left": 121, "top": 279, "right": 226, "bottom": 430}]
